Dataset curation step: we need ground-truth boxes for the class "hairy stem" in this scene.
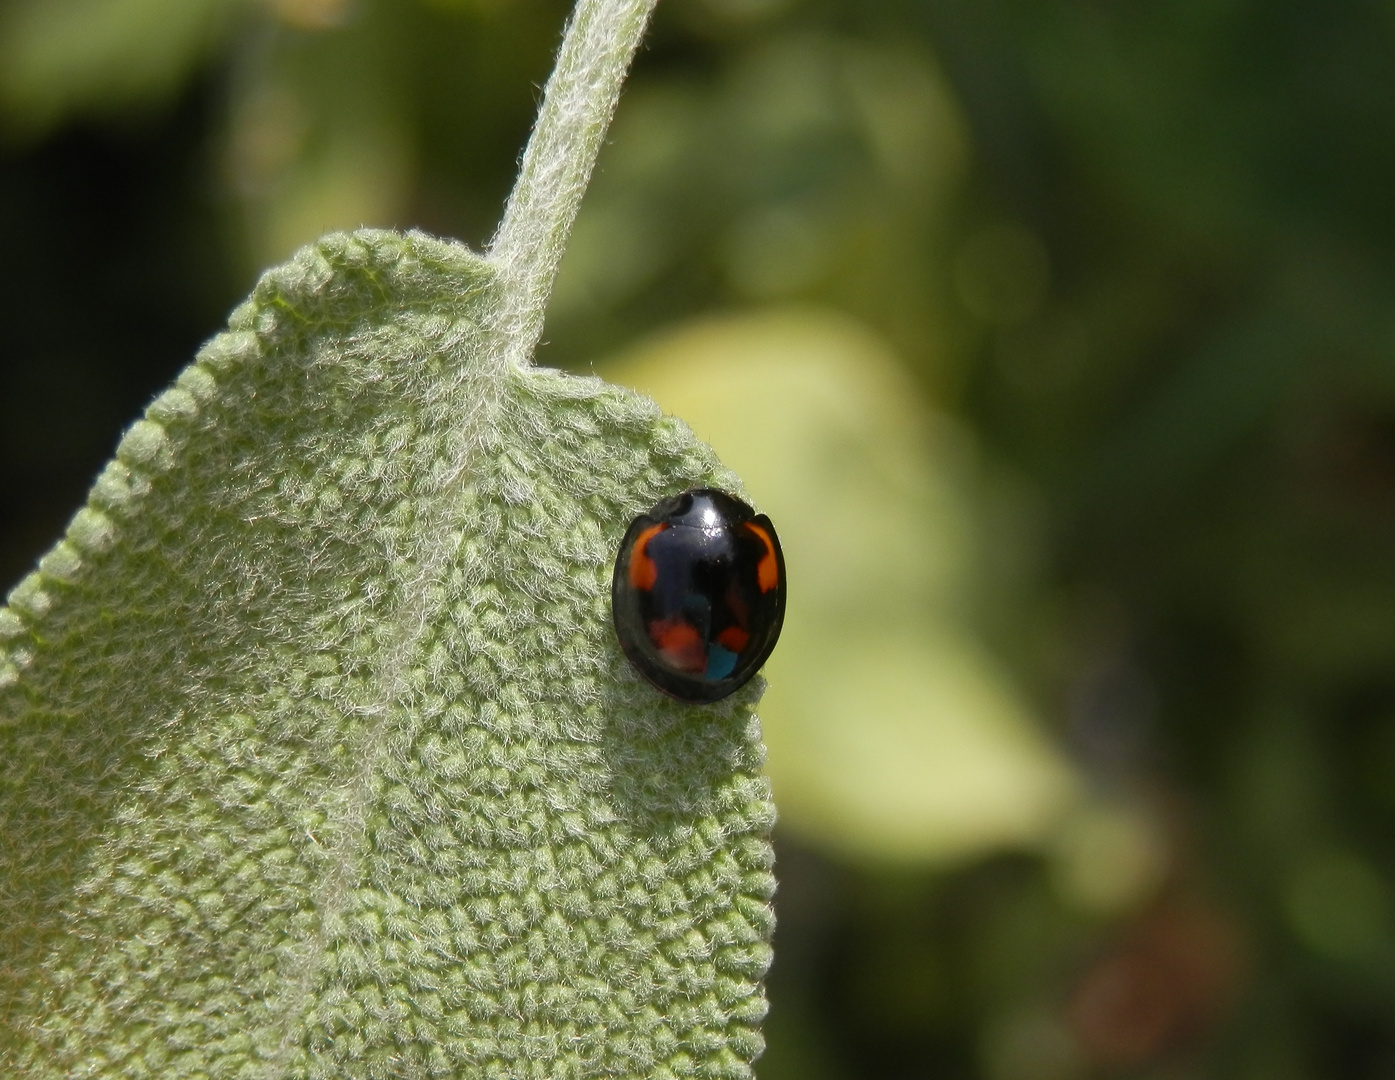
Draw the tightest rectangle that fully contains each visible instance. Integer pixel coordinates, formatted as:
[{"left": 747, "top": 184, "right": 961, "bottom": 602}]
[{"left": 486, "top": 0, "right": 659, "bottom": 367}]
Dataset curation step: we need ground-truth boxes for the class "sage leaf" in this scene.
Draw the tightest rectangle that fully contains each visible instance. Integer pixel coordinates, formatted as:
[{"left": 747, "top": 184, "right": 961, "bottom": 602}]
[{"left": 0, "top": 0, "right": 777, "bottom": 1075}]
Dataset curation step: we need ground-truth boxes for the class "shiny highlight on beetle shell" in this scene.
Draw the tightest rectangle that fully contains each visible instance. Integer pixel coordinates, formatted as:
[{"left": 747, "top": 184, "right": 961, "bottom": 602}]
[{"left": 612, "top": 488, "right": 786, "bottom": 704}]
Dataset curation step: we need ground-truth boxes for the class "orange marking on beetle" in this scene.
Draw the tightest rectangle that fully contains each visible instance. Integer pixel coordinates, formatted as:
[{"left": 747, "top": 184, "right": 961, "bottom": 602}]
[
  {"left": 649, "top": 618, "right": 706, "bottom": 673},
  {"left": 716, "top": 626, "right": 750, "bottom": 653},
  {"left": 744, "top": 522, "right": 779, "bottom": 592},
  {"left": 628, "top": 523, "right": 665, "bottom": 590}
]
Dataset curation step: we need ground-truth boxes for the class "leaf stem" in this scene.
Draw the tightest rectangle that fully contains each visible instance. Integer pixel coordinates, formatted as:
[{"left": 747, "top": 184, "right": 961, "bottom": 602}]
[{"left": 486, "top": 0, "right": 659, "bottom": 366}]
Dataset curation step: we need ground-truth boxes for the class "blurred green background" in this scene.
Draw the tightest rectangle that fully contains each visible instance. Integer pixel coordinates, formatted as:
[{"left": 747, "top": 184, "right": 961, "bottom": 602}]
[{"left": 4, "top": 0, "right": 1395, "bottom": 1076}]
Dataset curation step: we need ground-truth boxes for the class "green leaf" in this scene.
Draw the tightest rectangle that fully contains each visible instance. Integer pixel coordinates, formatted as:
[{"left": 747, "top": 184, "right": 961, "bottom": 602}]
[
  {"left": 0, "top": 0, "right": 777, "bottom": 1072},
  {"left": 0, "top": 229, "right": 775, "bottom": 1077}
]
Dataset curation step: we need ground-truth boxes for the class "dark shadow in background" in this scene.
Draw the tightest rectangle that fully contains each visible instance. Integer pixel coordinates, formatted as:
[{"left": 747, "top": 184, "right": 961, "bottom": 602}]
[{"left": 0, "top": 84, "right": 243, "bottom": 590}]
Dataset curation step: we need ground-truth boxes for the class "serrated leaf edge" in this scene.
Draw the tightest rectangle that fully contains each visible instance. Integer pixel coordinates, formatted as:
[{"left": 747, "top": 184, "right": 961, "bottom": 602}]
[{"left": 0, "top": 228, "right": 497, "bottom": 696}]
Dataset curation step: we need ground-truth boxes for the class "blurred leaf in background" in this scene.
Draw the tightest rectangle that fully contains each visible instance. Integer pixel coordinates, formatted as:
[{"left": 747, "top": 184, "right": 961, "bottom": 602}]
[
  {"left": 605, "top": 308, "right": 1078, "bottom": 864},
  {"left": 6, "top": 0, "right": 1395, "bottom": 1076},
  {"left": 0, "top": 0, "right": 242, "bottom": 135}
]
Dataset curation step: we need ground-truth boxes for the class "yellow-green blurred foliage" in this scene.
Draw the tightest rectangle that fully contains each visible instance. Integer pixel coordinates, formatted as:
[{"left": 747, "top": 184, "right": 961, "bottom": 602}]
[
  {"left": 4, "top": 0, "right": 1395, "bottom": 1075},
  {"left": 605, "top": 309, "right": 1077, "bottom": 863}
]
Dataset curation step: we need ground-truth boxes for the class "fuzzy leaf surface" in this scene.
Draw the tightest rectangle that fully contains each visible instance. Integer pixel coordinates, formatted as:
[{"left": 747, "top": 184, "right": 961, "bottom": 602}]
[{"left": 0, "top": 229, "right": 775, "bottom": 1079}]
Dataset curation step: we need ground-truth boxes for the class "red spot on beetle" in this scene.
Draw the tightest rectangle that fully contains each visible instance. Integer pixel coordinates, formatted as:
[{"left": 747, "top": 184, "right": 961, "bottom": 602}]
[
  {"left": 717, "top": 626, "right": 750, "bottom": 653},
  {"left": 648, "top": 618, "right": 706, "bottom": 673}
]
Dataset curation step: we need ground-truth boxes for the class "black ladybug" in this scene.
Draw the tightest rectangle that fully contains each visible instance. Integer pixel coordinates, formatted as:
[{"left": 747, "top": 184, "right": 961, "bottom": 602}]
[{"left": 612, "top": 488, "right": 786, "bottom": 704}]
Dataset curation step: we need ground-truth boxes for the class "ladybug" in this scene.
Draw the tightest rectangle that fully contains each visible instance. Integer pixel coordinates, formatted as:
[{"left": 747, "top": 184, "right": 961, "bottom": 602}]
[{"left": 612, "top": 488, "right": 786, "bottom": 704}]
